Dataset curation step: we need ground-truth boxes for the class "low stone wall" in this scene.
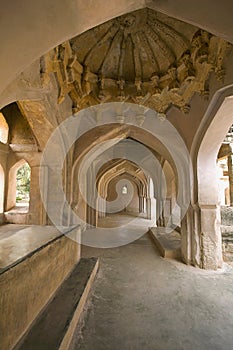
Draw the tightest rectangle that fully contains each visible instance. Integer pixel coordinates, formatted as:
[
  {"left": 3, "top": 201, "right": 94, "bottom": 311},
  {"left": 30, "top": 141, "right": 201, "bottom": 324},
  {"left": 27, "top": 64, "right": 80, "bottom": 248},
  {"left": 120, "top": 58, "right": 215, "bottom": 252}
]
[
  {"left": 221, "top": 206, "right": 233, "bottom": 262},
  {"left": 0, "top": 230, "right": 80, "bottom": 350}
]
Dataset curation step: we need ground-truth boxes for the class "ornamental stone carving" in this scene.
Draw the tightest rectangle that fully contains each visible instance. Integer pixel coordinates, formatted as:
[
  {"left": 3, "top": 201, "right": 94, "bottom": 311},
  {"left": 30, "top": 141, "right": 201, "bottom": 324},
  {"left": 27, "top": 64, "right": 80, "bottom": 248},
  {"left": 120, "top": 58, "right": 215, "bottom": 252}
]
[{"left": 40, "top": 9, "right": 230, "bottom": 115}]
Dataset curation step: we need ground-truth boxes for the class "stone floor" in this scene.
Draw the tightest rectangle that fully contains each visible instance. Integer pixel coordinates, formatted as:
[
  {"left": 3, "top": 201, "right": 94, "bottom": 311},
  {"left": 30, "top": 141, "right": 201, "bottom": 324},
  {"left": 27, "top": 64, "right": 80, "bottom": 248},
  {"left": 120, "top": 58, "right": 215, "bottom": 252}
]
[
  {"left": 5, "top": 202, "right": 29, "bottom": 214},
  {"left": 70, "top": 217, "right": 233, "bottom": 350},
  {"left": 82, "top": 213, "right": 154, "bottom": 248}
]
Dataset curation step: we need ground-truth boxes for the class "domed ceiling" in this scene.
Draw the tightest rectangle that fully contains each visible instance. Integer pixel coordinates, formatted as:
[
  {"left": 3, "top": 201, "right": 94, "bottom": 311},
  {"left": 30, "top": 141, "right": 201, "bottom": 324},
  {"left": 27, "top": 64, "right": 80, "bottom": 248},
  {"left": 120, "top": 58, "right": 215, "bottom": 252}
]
[
  {"left": 40, "top": 8, "right": 230, "bottom": 115},
  {"left": 70, "top": 9, "right": 195, "bottom": 81}
]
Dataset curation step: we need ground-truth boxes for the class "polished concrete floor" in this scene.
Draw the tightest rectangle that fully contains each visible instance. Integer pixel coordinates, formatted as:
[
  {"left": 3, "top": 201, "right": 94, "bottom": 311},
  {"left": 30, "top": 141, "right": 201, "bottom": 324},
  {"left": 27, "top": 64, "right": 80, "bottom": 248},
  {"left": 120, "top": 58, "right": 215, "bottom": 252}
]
[{"left": 71, "top": 218, "right": 233, "bottom": 350}]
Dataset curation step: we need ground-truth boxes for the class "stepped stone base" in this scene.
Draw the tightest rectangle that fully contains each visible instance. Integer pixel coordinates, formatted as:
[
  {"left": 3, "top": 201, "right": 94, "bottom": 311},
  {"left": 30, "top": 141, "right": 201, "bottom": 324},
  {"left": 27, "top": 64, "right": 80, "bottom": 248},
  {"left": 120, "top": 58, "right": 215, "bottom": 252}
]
[{"left": 149, "top": 227, "right": 181, "bottom": 259}]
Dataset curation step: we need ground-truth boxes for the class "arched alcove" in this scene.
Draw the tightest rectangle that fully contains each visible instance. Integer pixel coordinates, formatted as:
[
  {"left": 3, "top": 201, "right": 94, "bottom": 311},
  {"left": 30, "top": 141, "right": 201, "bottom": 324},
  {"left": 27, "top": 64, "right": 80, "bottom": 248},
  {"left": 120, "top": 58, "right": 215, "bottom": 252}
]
[
  {"left": 16, "top": 162, "right": 31, "bottom": 207},
  {"left": 162, "top": 160, "right": 180, "bottom": 229},
  {"left": 0, "top": 112, "right": 9, "bottom": 144},
  {"left": 106, "top": 175, "right": 140, "bottom": 214},
  {"left": 0, "top": 164, "right": 5, "bottom": 214},
  {"left": 6, "top": 159, "right": 31, "bottom": 212},
  {"left": 193, "top": 95, "right": 233, "bottom": 269},
  {"left": 217, "top": 126, "right": 233, "bottom": 263},
  {"left": 69, "top": 116, "right": 180, "bottom": 228},
  {"left": 96, "top": 158, "right": 150, "bottom": 221},
  {"left": 70, "top": 133, "right": 162, "bottom": 227}
]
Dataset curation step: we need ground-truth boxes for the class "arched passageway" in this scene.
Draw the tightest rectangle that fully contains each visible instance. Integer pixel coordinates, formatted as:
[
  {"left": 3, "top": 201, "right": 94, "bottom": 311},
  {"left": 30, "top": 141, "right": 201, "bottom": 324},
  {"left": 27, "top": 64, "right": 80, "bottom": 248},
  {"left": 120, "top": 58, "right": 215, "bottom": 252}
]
[
  {"left": 0, "top": 164, "right": 5, "bottom": 214},
  {"left": 5, "top": 159, "right": 31, "bottom": 220},
  {"left": 1, "top": 4, "right": 233, "bottom": 272},
  {"left": 96, "top": 158, "right": 153, "bottom": 221},
  {"left": 217, "top": 126, "right": 233, "bottom": 263},
  {"left": 7, "top": 160, "right": 30, "bottom": 210},
  {"left": 40, "top": 102, "right": 189, "bottom": 254},
  {"left": 3, "top": 4, "right": 233, "bottom": 350},
  {"left": 187, "top": 87, "right": 233, "bottom": 269}
]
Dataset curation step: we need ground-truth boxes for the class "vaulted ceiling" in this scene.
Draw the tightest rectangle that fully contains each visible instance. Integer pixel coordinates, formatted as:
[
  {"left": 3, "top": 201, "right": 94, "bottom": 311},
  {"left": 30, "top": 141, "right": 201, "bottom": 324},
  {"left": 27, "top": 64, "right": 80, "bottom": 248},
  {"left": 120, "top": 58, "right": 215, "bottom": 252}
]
[{"left": 40, "top": 8, "right": 231, "bottom": 114}]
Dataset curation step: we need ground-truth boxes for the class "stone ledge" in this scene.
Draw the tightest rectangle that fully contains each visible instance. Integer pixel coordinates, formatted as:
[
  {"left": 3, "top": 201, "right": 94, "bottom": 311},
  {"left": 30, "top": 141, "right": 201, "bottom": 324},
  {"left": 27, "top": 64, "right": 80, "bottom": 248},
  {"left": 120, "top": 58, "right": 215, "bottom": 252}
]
[
  {"left": 0, "top": 229, "right": 80, "bottom": 350},
  {"left": 14, "top": 257, "right": 99, "bottom": 350},
  {"left": 4, "top": 212, "right": 28, "bottom": 225},
  {"left": 0, "top": 225, "right": 80, "bottom": 274},
  {"left": 149, "top": 227, "right": 181, "bottom": 259}
]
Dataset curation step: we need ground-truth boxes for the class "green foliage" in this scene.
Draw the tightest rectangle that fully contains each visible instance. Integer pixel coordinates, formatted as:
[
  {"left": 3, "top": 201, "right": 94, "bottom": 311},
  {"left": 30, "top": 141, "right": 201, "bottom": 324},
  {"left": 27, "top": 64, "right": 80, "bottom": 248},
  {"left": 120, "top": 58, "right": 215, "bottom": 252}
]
[{"left": 16, "top": 163, "right": 30, "bottom": 201}]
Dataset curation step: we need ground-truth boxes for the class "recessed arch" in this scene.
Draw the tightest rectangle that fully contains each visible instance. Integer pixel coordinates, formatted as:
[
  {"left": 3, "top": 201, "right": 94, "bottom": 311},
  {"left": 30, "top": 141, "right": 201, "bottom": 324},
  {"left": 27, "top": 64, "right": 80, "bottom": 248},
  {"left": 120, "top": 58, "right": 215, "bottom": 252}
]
[
  {"left": 0, "top": 163, "right": 5, "bottom": 213},
  {"left": 70, "top": 121, "right": 179, "bottom": 212},
  {"left": 97, "top": 158, "right": 148, "bottom": 198},
  {"left": 105, "top": 173, "right": 141, "bottom": 215},
  {"left": 197, "top": 96, "right": 233, "bottom": 268},
  {"left": 6, "top": 159, "right": 31, "bottom": 212},
  {"left": 43, "top": 102, "right": 190, "bottom": 231},
  {"left": 162, "top": 160, "right": 180, "bottom": 228},
  {"left": 0, "top": 112, "right": 9, "bottom": 144},
  {"left": 197, "top": 97, "right": 233, "bottom": 204},
  {"left": 95, "top": 158, "right": 151, "bottom": 221},
  {"left": 70, "top": 134, "right": 162, "bottom": 226},
  {"left": 183, "top": 85, "right": 233, "bottom": 269}
]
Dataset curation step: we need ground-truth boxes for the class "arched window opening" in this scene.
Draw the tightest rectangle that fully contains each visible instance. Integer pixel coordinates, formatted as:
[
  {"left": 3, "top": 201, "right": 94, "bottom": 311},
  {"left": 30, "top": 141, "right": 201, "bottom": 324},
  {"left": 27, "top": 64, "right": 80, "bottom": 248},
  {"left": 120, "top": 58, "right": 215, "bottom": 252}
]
[
  {"left": 0, "top": 164, "right": 4, "bottom": 213},
  {"left": 16, "top": 162, "right": 31, "bottom": 207},
  {"left": 217, "top": 125, "right": 233, "bottom": 206},
  {"left": 218, "top": 157, "right": 229, "bottom": 205},
  {"left": 122, "top": 185, "right": 128, "bottom": 194},
  {"left": 0, "top": 112, "right": 9, "bottom": 144},
  {"left": 217, "top": 124, "right": 233, "bottom": 264}
]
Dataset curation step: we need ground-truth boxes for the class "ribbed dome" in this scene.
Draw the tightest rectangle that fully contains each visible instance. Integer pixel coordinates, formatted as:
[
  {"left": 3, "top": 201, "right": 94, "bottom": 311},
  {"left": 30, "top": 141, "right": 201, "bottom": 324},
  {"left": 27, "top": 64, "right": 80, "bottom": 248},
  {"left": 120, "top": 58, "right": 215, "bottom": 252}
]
[
  {"left": 70, "top": 8, "right": 197, "bottom": 83},
  {"left": 40, "top": 8, "right": 229, "bottom": 114}
]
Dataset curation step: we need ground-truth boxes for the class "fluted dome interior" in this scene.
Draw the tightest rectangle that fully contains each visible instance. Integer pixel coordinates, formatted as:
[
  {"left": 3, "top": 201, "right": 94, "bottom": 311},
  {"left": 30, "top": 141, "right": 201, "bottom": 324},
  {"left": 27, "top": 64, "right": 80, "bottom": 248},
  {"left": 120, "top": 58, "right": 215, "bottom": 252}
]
[
  {"left": 40, "top": 8, "right": 229, "bottom": 114},
  {"left": 70, "top": 8, "right": 197, "bottom": 82}
]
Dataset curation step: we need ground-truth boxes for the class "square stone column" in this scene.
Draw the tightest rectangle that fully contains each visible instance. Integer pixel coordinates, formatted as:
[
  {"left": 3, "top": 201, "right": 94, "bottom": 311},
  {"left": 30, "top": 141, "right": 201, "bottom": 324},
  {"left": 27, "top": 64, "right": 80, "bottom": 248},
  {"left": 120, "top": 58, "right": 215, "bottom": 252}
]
[{"left": 28, "top": 165, "right": 48, "bottom": 225}]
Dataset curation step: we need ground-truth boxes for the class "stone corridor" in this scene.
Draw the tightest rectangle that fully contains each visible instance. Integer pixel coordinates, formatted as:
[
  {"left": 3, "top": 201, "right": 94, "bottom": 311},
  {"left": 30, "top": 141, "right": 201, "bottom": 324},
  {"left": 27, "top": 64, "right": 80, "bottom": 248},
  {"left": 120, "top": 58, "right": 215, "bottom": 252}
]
[
  {"left": 71, "top": 233, "right": 233, "bottom": 350},
  {"left": 1, "top": 2, "right": 233, "bottom": 348}
]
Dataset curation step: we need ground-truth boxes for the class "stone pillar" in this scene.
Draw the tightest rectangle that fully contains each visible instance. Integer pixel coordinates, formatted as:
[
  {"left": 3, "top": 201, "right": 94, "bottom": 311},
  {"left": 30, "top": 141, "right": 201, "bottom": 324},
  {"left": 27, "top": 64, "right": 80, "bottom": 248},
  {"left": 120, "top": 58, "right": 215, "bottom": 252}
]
[
  {"left": 28, "top": 165, "right": 47, "bottom": 225},
  {"left": 85, "top": 162, "right": 97, "bottom": 227},
  {"left": 199, "top": 204, "right": 222, "bottom": 269},
  {"left": 156, "top": 198, "right": 160, "bottom": 226},
  {"left": 139, "top": 196, "right": 147, "bottom": 214},
  {"left": 180, "top": 204, "right": 193, "bottom": 266},
  {"left": 191, "top": 155, "right": 223, "bottom": 270},
  {"left": 95, "top": 196, "right": 106, "bottom": 227},
  {"left": 156, "top": 198, "right": 164, "bottom": 226},
  {"left": 227, "top": 153, "right": 233, "bottom": 206},
  {"left": 97, "top": 196, "right": 106, "bottom": 218},
  {"left": 41, "top": 165, "right": 67, "bottom": 227},
  {"left": 86, "top": 204, "right": 96, "bottom": 227},
  {"left": 146, "top": 197, "right": 151, "bottom": 219},
  {"left": 139, "top": 196, "right": 144, "bottom": 213},
  {"left": 192, "top": 203, "right": 201, "bottom": 267},
  {"left": 181, "top": 200, "right": 222, "bottom": 270}
]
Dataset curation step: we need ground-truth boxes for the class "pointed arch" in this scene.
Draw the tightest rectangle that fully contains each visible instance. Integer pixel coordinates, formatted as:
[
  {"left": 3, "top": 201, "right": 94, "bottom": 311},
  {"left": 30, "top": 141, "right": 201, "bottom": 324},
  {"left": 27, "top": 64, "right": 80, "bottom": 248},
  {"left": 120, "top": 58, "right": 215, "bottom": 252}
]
[{"left": 6, "top": 159, "right": 31, "bottom": 211}]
